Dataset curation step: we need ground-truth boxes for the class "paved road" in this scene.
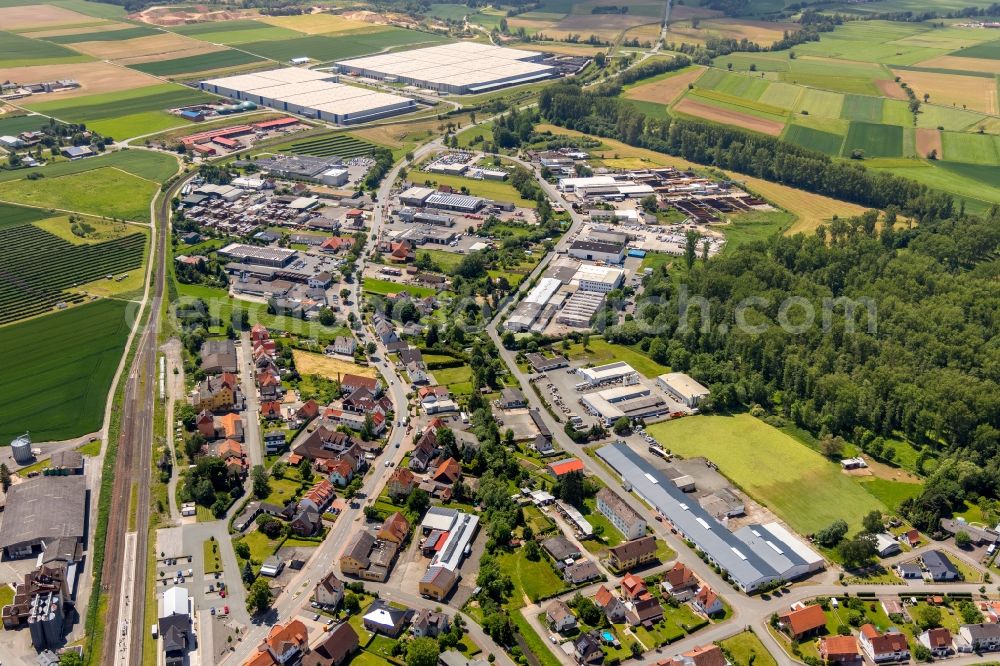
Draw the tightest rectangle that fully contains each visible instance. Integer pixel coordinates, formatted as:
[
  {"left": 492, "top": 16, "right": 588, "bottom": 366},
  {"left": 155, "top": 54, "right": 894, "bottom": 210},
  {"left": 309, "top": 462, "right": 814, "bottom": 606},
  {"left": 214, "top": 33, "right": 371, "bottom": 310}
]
[{"left": 238, "top": 331, "right": 264, "bottom": 469}]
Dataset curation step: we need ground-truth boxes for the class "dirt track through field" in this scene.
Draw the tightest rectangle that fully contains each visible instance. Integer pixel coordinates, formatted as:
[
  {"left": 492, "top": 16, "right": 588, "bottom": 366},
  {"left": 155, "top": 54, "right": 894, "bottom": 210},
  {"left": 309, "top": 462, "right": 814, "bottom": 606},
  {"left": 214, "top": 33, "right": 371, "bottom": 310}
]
[
  {"left": 915, "top": 127, "right": 942, "bottom": 158},
  {"left": 625, "top": 66, "right": 704, "bottom": 105},
  {"left": 675, "top": 98, "right": 785, "bottom": 135}
]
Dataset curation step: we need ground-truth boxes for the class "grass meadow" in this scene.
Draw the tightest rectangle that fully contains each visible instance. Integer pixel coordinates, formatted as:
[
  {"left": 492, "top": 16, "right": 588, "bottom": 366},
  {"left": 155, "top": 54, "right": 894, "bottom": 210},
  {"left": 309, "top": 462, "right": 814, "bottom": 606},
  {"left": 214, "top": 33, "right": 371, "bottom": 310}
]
[
  {"left": 0, "top": 298, "right": 133, "bottom": 442},
  {"left": 0, "top": 166, "right": 159, "bottom": 220},
  {"left": 362, "top": 277, "right": 435, "bottom": 298},
  {"left": 646, "top": 413, "right": 886, "bottom": 534},
  {"left": 411, "top": 170, "right": 537, "bottom": 207},
  {"left": 0, "top": 149, "right": 178, "bottom": 184}
]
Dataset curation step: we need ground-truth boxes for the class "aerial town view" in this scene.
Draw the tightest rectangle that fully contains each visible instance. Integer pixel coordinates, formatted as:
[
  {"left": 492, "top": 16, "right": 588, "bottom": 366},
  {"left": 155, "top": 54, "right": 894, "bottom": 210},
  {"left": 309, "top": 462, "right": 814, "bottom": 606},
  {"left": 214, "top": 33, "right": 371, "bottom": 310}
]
[{"left": 1, "top": 0, "right": 999, "bottom": 664}]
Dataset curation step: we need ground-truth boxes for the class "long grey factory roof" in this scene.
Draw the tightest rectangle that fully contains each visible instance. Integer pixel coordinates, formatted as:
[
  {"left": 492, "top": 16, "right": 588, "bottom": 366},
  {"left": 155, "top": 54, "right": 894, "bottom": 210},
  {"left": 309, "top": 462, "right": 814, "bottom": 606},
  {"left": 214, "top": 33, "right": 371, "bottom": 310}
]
[
  {"left": 0, "top": 475, "right": 86, "bottom": 549},
  {"left": 597, "top": 442, "right": 788, "bottom": 591}
]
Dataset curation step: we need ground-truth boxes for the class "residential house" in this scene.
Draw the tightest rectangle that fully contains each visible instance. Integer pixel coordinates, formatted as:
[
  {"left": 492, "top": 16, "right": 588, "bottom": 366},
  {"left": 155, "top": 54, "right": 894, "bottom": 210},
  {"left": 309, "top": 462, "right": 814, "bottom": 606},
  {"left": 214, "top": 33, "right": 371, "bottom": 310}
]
[
  {"left": 261, "top": 400, "right": 283, "bottom": 420},
  {"left": 874, "top": 533, "right": 901, "bottom": 558},
  {"left": 363, "top": 599, "right": 409, "bottom": 637},
  {"left": 896, "top": 562, "right": 922, "bottom": 580},
  {"left": 546, "top": 600, "right": 578, "bottom": 633},
  {"left": 920, "top": 627, "right": 954, "bottom": 657},
  {"left": 406, "top": 361, "right": 428, "bottom": 384},
  {"left": 246, "top": 619, "right": 309, "bottom": 666},
  {"left": 217, "top": 413, "right": 244, "bottom": 442},
  {"left": 314, "top": 572, "right": 345, "bottom": 609},
  {"left": 923, "top": 550, "right": 960, "bottom": 581},
  {"left": 375, "top": 319, "right": 400, "bottom": 346},
  {"left": 263, "top": 430, "right": 286, "bottom": 455},
  {"left": 420, "top": 386, "right": 457, "bottom": 414},
  {"left": 250, "top": 323, "right": 270, "bottom": 344},
  {"left": 691, "top": 585, "right": 723, "bottom": 616},
  {"left": 621, "top": 573, "right": 647, "bottom": 601},
  {"left": 200, "top": 339, "right": 238, "bottom": 373},
  {"left": 296, "top": 399, "right": 320, "bottom": 422},
  {"left": 663, "top": 645, "right": 727, "bottom": 666},
  {"left": 398, "top": 348, "right": 424, "bottom": 367},
  {"left": 596, "top": 487, "right": 646, "bottom": 541},
  {"left": 332, "top": 336, "right": 357, "bottom": 356},
  {"left": 542, "top": 536, "right": 581, "bottom": 562},
  {"left": 432, "top": 458, "right": 462, "bottom": 486},
  {"left": 207, "top": 439, "right": 247, "bottom": 476},
  {"left": 340, "top": 374, "right": 380, "bottom": 395},
  {"left": 532, "top": 435, "right": 556, "bottom": 457},
  {"left": 778, "top": 603, "right": 827, "bottom": 640},
  {"left": 419, "top": 565, "right": 457, "bottom": 601},
  {"left": 820, "top": 635, "right": 861, "bottom": 665},
  {"left": 661, "top": 562, "right": 699, "bottom": 602},
  {"left": 573, "top": 632, "right": 604, "bottom": 665},
  {"left": 411, "top": 609, "right": 449, "bottom": 638},
  {"left": 388, "top": 467, "right": 416, "bottom": 499},
  {"left": 289, "top": 506, "right": 322, "bottom": 537},
  {"left": 293, "top": 427, "right": 355, "bottom": 461},
  {"left": 257, "top": 373, "right": 281, "bottom": 402},
  {"left": 625, "top": 594, "right": 663, "bottom": 627},
  {"left": 607, "top": 535, "right": 657, "bottom": 572},
  {"left": 902, "top": 529, "right": 921, "bottom": 547},
  {"left": 299, "top": 479, "right": 335, "bottom": 513},
  {"left": 302, "top": 623, "right": 359, "bottom": 666},
  {"left": 859, "top": 624, "right": 910, "bottom": 663},
  {"left": 196, "top": 410, "right": 216, "bottom": 439},
  {"left": 378, "top": 512, "right": 410, "bottom": 545},
  {"left": 409, "top": 426, "right": 441, "bottom": 472},
  {"left": 564, "top": 559, "right": 601, "bottom": 585},
  {"left": 499, "top": 388, "right": 527, "bottom": 409},
  {"left": 192, "top": 373, "right": 239, "bottom": 412},
  {"left": 325, "top": 458, "right": 355, "bottom": 487},
  {"left": 594, "top": 585, "right": 626, "bottom": 623},
  {"left": 957, "top": 623, "right": 1000, "bottom": 653},
  {"left": 340, "top": 531, "right": 398, "bottom": 582}
]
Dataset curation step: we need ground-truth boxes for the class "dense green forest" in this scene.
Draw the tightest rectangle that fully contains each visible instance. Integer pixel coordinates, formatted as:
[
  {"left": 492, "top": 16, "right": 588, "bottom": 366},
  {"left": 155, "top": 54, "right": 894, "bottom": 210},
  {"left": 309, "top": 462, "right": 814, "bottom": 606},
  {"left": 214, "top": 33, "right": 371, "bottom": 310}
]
[{"left": 529, "top": 71, "right": 1000, "bottom": 535}]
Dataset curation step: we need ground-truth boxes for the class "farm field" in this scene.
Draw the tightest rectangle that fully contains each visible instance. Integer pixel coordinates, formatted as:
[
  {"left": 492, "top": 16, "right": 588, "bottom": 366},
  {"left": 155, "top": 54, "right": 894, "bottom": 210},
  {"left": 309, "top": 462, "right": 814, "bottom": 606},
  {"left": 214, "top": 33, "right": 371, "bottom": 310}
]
[
  {"left": 0, "top": 2, "right": 103, "bottom": 29},
  {"left": 940, "top": 131, "right": 1000, "bottom": 165},
  {"left": 624, "top": 65, "right": 704, "bottom": 105},
  {"left": 0, "top": 298, "right": 133, "bottom": 442},
  {"left": 411, "top": 170, "right": 537, "bottom": 207},
  {"left": 168, "top": 19, "right": 305, "bottom": 45},
  {"left": 647, "top": 413, "right": 886, "bottom": 534},
  {"left": 842, "top": 121, "right": 904, "bottom": 158},
  {"left": 783, "top": 123, "right": 845, "bottom": 156},
  {"left": 291, "top": 350, "right": 376, "bottom": 380},
  {"left": 0, "top": 166, "right": 159, "bottom": 220},
  {"left": 892, "top": 68, "right": 998, "bottom": 114},
  {"left": 258, "top": 13, "right": 388, "bottom": 35},
  {"left": 239, "top": 28, "right": 450, "bottom": 63},
  {"left": 287, "top": 133, "right": 379, "bottom": 158},
  {"left": 128, "top": 49, "right": 264, "bottom": 76},
  {"left": 870, "top": 160, "right": 1000, "bottom": 214},
  {"left": 0, "top": 113, "right": 49, "bottom": 135},
  {"left": 0, "top": 149, "right": 179, "bottom": 183},
  {"left": 0, "top": 61, "right": 162, "bottom": 98},
  {"left": 0, "top": 206, "right": 147, "bottom": 323},
  {"left": 0, "top": 29, "right": 91, "bottom": 66},
  {"left": 43, "top": 25, "right": 158, "bottom": 42}
]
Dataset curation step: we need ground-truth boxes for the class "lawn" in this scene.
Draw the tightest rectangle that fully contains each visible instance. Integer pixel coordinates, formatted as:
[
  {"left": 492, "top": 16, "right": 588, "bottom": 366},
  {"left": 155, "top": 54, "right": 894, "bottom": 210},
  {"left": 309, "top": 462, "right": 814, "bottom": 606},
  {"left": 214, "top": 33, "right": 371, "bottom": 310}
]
[
  {"left": 433, "top": 364, "right": 473, "bottom": 387},
  {"left": 858, "top": 478, "right": 923, "bottom": 512},
  {"left": 562, "top": 338, "right": 670, "bottom": 379},
  {"left": 721, "top": 210, "right": 796, "bottom": 250},
  {"left": 0, "top": 166, "right": 159, "bottom": 221},
  {"left": 647, "top": 413, "right": 886, "bottom": 534},
  {"left": 870, "top": 160, "right": 1000, "bottom": 215},
  {"left": 203, "top": 538, "right": 223, "bottom": 574},
  {"left": 411, "top": 170, "right": 537, "bottom": 208},
  {"left": 719, "top": 631, "right": 778, "bottom": 666},
  {"left": 362, "top": 277, "right": 435, "bottom": 298},
  {"left": 0, "top": 299, "right": 132, "bottom": 442},
  {"left": 262, "top": 476, "right": 303, "bottom": 507},
  {"left": 235, "top": 529, "right": 282, "bottom": 570},
  {"left": 497, "top": 548, "right": 568, "bottom": 607},
  {"left": 414, "top": 248, "right": 464, "bottom": 272},
  {"left": 0, "top": 584, "right": 13, "bottom": 608}
]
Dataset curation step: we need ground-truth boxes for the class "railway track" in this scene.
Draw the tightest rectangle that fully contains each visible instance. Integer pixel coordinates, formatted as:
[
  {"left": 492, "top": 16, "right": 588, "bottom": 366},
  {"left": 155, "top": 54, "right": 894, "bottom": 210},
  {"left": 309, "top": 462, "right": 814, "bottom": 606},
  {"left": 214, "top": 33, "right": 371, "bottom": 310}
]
[{"left": 100, "top": 169, "right": 188, "bottom": 665}]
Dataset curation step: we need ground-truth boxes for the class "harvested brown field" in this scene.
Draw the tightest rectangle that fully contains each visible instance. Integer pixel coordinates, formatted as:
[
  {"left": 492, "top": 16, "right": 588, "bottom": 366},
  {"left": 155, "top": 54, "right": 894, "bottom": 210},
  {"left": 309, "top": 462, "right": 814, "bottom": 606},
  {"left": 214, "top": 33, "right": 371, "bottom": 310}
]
[
  {"left": 700, "top": 18, "right": 798, "bottom": 45},
  {"left": 0, "top": 62, "right": 161, "bottom": 97},
  {"left": 916, "top": 54, "right": 1000, "bottom": 75},
  {"left": 0, "top": 4, "right": 95, "bottom": 30},
  {"left": 556, "top": 13, "right": 650, "bottom": 30},
  {"left": 675, "top": 98, "right": 785, "bottom": 135},
  {"left": 260, "top": 13, "right": 386, "bottom": 34},
  {"left": 625, "top": 66, "right": 705, "bottom": 104},
  {"left": 875, "top": 78, "right": 908, "bottom": 100},
  {"left": 75, "top": 33, "right": 223, "bottom": 62},
  {"left": 892, "top": 68, "right": 998, "bottom": 115},
  {"left": 292, "top": 350, "right": 376, "bottom": 379},
  {"left": 668, "top": 5, "right": 723, "bottom": 20},
  {"left": 915, "top": 128, "right": 942, "bottom": 158}
]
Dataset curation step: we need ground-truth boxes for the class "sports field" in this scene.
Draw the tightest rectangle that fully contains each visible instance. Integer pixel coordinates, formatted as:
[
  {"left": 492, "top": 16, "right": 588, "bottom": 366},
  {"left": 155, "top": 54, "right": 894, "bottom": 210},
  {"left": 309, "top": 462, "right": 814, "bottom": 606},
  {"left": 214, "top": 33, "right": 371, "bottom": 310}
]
[
  {"left": 0, "top": 298, "right": 133, "bottom": 442},
  {"left": 0, "top": 166, "right": 159, "bottom": 220},
  {"left": 647, "top": 414, "right": 886, "bottom": 534}
]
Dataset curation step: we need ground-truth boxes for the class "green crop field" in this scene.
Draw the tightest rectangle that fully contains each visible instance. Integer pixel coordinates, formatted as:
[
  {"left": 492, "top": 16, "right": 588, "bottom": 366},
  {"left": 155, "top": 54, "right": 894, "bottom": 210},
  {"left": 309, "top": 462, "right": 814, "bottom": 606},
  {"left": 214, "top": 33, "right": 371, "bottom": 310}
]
[
  {"left": 941, "top": 131, "right": 1000, "bottom": 165},
  {"left": 841, "top": 94, "right": 885, "bottom": 123},
  {"left": 687, "top": 88, "right": 789, "bottom": 121},
  {"left": 426, "top": 3, "right": 472, "bottom": 19},
  {"left": 23, "top": 84, "right": 215, "bottom": 125},
  {"left": 795, "top": 87, "right": 845, "bottom": 118},
  {"left": 289, "top": 133, "right": 378, "bottom": 158},
  {"left": 169, "top": 20, "right": 304, "bottom": 45},
  {"left": 0, "top": 202, "right": 49, "bottom": 230},
  {"left": 0, "top": 150, "right": 178, "bottom": 184},
  {"left": 0, "top": 210, "right": 146, "bottom": 323},
  {"left": 0, "top": 30, "right": 91, "bottom": 66},
  {"left": 915, "top": 104, "right": 990, "bottom": 132},
  {"left": 0, "top": 166, "right": 159, "bottom": 220},
  {"left": 44, "top": 25, "right": 159, "bottom": 43},
  {"left": 697, "top": 69, "right": 770, "bottom": 100},
  {"left": 881, "top": 99, "right": 913, "bottom": 126},
  {"left": 784, "top": 124, "right": 845, "bottom": 155},
  {"left": 647, "top": 414, "right": 886, "bottom": 534},
  {"left": 0, "top": 114, "right": 48, "bottom": 136},
  {"left": 870, "top": 160, "right": 1000, "bottom": 214},
  {"left": 757, "top": 81, "right": 803, "bottom": 110},
  {"left": 240, "top": 28, "right": 449, "bottom": 63},
  {"left": 0, "top": 299, "right": 133, "bottom": 443},
  {"left": 843, "top": 121, "right": 903, "bottom": 157},
  {"left": 129, "top": 49, "right": 265, "bottom": 76},
  {"left": 951, "top": 39, "right": 1000, "bottom": 60}
]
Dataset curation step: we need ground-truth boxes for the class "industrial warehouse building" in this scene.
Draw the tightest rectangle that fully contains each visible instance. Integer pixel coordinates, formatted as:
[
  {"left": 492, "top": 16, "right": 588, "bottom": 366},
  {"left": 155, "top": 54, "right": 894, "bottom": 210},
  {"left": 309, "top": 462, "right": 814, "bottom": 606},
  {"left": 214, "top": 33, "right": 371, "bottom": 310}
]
[
  {"left": 336, "top": 42, "right": 557, "bottom": 95},
  {"left": 218, "top": 243, "right": 296, "bottom": 267},
  {"left": 199, "top": 67, "right": 416, "bottom": 124},
  {"left": 597, "top": 442, "right": 824, "bottom": 591},
  {"left": 0, "top": 475, "right": 86, "bottom": 559},
  {"left": 581, "top": 384, "right": 670, "bottom": 424}
]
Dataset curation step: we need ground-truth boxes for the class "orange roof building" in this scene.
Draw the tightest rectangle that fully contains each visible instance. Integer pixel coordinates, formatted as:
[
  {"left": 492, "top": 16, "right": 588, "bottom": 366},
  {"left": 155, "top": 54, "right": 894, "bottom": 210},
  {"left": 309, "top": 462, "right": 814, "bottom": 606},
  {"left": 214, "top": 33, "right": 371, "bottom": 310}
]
[
  {"left": 621, "top": 572, "right": 647, "bottom": 600},
  {"left": 546, "top": 458, "right": 584, "bottom": 477},
  {"left": 820, "top": 635, "right": 859, "bottom": 663},
  {"left": 779, "top": 603, "right": 827, "bottom": 638},
  {"left": 378, "top": 511, "right": 410, "bottom": 545}
]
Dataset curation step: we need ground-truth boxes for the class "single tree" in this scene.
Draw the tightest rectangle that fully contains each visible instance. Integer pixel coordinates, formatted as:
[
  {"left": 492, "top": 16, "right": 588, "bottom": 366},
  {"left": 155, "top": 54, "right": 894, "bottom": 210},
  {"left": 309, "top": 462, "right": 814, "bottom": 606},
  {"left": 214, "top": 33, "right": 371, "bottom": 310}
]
[{"left": 246, "top": 578, "right": 272, "bottom": 615}]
